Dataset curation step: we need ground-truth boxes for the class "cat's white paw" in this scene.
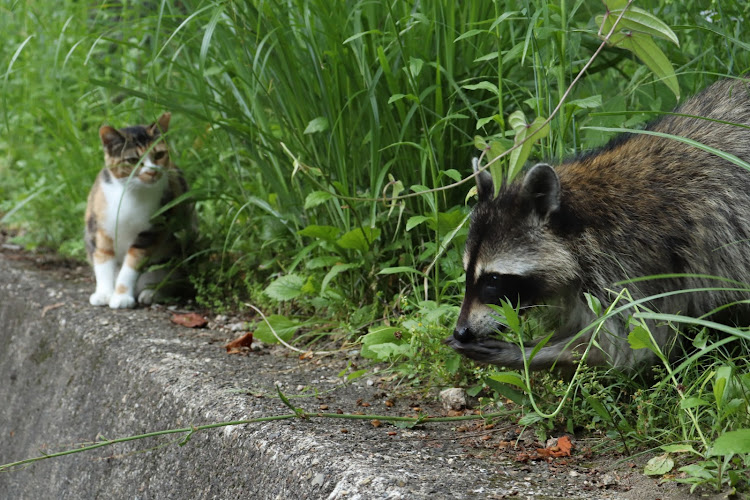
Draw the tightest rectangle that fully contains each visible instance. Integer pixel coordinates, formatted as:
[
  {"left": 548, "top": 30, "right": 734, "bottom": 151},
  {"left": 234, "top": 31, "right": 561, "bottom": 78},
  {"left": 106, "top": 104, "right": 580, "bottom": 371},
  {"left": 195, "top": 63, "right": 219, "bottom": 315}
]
[
  {"left": 90, "top": 291, "right": 112, "bottom": 306},
  {"left": 109, "top": 293, "right": 137, "bottom": 309},
  {"left": 138, "top": 289, "right": 156, "bottom": 306}
]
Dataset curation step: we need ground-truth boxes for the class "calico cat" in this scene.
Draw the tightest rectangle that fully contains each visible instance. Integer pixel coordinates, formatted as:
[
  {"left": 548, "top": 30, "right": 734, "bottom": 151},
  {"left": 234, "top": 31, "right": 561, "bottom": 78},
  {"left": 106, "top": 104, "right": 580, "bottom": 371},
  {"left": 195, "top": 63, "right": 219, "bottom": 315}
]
[{"left": 85, "top": 112, "right": 194, "bottom": 309}]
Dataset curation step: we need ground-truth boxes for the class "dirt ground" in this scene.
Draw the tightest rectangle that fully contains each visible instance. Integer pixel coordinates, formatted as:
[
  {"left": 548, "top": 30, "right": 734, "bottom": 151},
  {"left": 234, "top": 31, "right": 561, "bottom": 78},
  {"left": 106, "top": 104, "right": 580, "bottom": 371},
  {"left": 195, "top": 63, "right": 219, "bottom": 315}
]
[{"left": 0, "top": 229, "right": 737, "bottom": 499}]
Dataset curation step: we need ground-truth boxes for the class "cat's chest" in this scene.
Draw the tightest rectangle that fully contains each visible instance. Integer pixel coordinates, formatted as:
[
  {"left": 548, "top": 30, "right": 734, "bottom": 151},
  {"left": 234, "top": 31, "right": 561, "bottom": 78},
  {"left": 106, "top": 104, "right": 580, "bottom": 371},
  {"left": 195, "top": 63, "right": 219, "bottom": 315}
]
[{"left": 100, "top": 177, "right": 167, "bottom": 249}]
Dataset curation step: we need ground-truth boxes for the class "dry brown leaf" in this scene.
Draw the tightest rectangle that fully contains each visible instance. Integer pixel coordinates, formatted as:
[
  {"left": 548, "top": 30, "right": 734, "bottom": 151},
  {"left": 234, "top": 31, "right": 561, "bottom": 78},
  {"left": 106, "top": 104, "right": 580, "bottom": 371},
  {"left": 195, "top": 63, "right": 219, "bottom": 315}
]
[
  {"left": 224, "top": 332, "right": 254, "bottom": 354},
  {"left": 170, "top": 312, "right": 208, "bottom": 328},
  {"left": 555, "top": 435, "right": 573, "bottom": 457}
]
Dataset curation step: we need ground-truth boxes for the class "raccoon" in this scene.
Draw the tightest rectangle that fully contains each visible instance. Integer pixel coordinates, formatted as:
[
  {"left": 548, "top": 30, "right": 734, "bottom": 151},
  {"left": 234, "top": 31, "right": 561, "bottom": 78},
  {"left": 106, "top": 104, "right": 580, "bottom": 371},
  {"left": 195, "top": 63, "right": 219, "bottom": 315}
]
[{"left": 446, "top": 78, "right": 750, "bottom": 372}]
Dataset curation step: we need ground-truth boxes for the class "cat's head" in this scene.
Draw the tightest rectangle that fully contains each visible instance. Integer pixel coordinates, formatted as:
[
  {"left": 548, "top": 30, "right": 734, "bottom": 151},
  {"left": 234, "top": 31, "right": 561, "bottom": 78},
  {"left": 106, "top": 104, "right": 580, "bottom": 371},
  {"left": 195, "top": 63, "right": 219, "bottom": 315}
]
[{"left": 99, "top": 112, "right": 172, "bottom": 184}]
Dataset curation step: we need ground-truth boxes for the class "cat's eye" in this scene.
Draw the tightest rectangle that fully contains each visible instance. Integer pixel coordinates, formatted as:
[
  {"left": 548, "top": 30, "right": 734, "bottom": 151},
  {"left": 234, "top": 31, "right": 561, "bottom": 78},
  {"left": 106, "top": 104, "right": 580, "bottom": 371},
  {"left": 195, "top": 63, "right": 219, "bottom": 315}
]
[
  {"left": 152, "top": 151, "right": 167, "bottom": 161},
  {"left": 123, "top": 156, "right": 140, "bottom": 164}
]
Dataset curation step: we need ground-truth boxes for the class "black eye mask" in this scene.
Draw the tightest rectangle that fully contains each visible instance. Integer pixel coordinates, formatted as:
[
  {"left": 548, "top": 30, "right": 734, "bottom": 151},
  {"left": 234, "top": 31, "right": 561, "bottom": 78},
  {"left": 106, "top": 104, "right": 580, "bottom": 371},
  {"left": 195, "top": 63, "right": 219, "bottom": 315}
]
[{"left": 477, "top": 273, "right": 546, "bottom": 307}]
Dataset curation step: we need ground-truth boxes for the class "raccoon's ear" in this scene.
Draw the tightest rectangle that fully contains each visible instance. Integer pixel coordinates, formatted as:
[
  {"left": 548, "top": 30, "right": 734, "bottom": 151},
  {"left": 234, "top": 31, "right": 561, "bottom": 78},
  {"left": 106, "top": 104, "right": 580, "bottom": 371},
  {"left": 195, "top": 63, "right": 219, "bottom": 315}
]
[
  {"left": 521, "top": 163, "right": 560, "bottom": 218},
  {"left": 472, "top": 157, "right": 494, "bottom": 202}
]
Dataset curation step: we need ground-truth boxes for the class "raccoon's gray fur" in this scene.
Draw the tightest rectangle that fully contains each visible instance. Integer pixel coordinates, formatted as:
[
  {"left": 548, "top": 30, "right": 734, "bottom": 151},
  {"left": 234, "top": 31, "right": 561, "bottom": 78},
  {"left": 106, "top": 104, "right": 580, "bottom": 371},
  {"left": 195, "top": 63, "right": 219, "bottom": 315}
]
[{"left": 446, "top": 78, "right": 750, "bottom": 372}]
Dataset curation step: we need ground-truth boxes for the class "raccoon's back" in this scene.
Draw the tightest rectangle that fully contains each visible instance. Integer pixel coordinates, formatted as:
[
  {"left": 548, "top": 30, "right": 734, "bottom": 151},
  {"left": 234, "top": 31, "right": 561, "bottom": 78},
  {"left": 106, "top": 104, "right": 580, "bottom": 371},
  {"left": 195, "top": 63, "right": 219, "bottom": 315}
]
[{"left": 557, "top": 78, "right": 750, "bottom": 301}]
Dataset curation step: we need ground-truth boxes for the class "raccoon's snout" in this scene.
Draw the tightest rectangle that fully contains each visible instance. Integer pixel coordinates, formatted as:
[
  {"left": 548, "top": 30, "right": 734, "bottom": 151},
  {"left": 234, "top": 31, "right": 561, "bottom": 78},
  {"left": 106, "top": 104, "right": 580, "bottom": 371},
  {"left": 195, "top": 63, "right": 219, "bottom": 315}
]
[{"left": 452, "top": 324, "right": 474, "bottom": 342}]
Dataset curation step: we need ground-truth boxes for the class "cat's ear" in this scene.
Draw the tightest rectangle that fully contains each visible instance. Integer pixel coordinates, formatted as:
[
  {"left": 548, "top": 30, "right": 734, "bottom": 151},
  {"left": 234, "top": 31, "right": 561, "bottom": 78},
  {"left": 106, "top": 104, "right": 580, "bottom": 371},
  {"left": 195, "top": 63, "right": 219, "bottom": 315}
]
[
  {"left": 150, "top": 112, "right": 171, "bottom": 136},
  {"left": 99, "top": 126, "right": 124, "bottom": 148}
]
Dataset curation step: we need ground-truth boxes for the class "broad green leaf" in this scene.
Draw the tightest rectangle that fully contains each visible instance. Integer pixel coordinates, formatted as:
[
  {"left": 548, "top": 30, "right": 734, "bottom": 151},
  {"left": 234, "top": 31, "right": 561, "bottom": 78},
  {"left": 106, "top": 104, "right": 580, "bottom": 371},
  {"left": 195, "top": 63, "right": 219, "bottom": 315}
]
[
  {"left": 476, "top": 114, "right": 498, "bottom": 129},
  {"left": 627, "top": 325, "right": 663, "bottom": 359},
  {"left": 708, "top": 429, "right": 750, "bottom": 457},
  {"left": 644, "top": 453, "right": 674, "bottom": 476},
  {"left": 612, "top": 32, "right": 679, "bottom": 99},
  {"left": 443, "top": 169, "right": 462, "bottom": 182},
  {"left": 585, "top": 293, "right": 603, "bottom": 315},
  {"left": 406, "top": 215, "right": 432, "bottom": 231},
  {"left": 677, "top": 464, "right": 714, "bottom": 480},
  {"left": 304, "top": 116, "right": 329, "bottom": 134},
  {"left": 409, "top": 57, "right": 424, "bottom": 78},
  {"left": 680, "top": 397, "right": 709, "bottom": 409},
  {"left": 585, "top": 395, "right": 613, "bottom": 423},
  {"left": 360, "top": 326, "right": 406, "bottom": 359},
  {"left": 473, "top": 135, "right": 488, "bottom": 150},
  {"left": 507, "top": 114, "right": 550, "bottom": 183},
  {"left": 367, "top": 342, "right": 412, "bottom": 360},
  {"left": 488, "top": 372, "right": 525, "bottom": 389},
  {"left": 508, "top": 110, "right": 527, "bottom": 132},
  {"left": 518, "top": 413, "right": 546, "bottom": 426},
  {"left": 298, "top": 224, "right": 340, "bottom": 242},
  {"left": 321, "top": 263, "right": 359, "bottom": 293},
  {"left": 304, "top": 190, "right": 333, "bottom": 210},
  {"left": 306, "top": 255, "right": 341, "bottom": 269},
  {"left": 566, "top": 95, "right": 603, "bottom": 110},
  {"left": 603, "top": 0, "right": 629, "bottom": 9},
  {"left": 253, "top": 315, "right": 300, "bottom": 344},
  {"left": 598, "top": 7, "right": 679, "bottom": 46},
  {"left": 714, "top": 366, "right": 731, "bottom": 408},
  {"left": 462, "top": 81, "right": 499, "bottom": 95},
  {"left": 484, "top": 376, "right": 528, "bottom": 406},
  {"left": 264, "top": 274, "right": 306, "bottom": 301},
  {"left": 336, "top": 226, "right": 381, "bottom": 252},
  {"left": 500, "top": 301, "right": 520, "bottom": 333}
]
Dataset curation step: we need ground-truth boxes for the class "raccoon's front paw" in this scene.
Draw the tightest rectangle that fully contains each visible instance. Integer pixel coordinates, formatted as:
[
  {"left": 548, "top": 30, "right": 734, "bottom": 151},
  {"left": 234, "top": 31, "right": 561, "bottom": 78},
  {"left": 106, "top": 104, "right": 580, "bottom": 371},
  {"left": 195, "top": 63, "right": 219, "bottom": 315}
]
[
  {"left": 109, "top": 293, "right": 137, "bottom": 309},
  {"left": 89, "top": 291, "right": 112, "bottom": 307}
]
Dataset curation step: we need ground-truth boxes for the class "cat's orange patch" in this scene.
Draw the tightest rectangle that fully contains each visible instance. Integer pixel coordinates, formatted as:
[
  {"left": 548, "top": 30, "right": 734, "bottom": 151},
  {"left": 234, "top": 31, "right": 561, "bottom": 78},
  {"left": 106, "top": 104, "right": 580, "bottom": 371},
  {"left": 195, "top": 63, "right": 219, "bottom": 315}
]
[{"left": 115, "top": 284, "right": 129, "bottom": 295}]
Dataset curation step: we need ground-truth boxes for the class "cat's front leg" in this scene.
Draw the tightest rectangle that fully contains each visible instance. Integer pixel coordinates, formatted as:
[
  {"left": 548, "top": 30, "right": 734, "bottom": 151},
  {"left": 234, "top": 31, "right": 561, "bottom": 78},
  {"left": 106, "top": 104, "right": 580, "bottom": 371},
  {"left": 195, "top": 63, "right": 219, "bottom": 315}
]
[
  {"left": 90, "top": 232, "right": 117, "bottom": 306},
  {"left": 109, "top": 247, "right": 147, "bottom": 309}
]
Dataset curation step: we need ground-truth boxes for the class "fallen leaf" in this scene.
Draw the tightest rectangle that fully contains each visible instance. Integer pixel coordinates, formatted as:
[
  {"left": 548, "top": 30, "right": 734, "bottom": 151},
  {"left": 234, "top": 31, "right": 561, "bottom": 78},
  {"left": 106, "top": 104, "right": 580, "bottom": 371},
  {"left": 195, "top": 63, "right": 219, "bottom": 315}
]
[
  {"left": 298, "top": 351, "right": 314, "bottom": 360},
  {"left": 534, "top": 435, "right": 573, "bottom": 460},
  {"left": 556, "top": 435, "right": 573, "bottom": 457},
  {"left": 224, "top": 332, "right": 253, "bottom": 354},
  {"left": 371, "top": 419, "right": 382, "bottom": 428},
  {"left": 171, "top": 312, "right": 207, "bottom": 328}
]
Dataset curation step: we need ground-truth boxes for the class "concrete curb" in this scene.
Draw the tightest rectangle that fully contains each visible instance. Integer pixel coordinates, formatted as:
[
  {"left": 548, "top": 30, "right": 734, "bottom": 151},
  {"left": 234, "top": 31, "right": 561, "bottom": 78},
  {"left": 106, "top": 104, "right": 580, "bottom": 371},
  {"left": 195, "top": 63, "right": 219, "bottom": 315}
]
[{"left": 1, "top": 256, "right": 548, "bottom": 499}]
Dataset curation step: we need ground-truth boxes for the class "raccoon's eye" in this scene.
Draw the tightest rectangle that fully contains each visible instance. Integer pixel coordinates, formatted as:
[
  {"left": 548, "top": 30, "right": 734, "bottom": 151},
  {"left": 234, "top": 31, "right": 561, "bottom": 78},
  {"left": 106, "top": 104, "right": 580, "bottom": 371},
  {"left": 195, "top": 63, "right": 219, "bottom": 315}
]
[
  {"left": 152, "top": 151, "right": 167, "bottom": 161},
  {"left": 478, "top": 273, "right": 503, "bottom": 305},
  {"left": 477, "top": 273, "right": 542, "bottom": 306}
]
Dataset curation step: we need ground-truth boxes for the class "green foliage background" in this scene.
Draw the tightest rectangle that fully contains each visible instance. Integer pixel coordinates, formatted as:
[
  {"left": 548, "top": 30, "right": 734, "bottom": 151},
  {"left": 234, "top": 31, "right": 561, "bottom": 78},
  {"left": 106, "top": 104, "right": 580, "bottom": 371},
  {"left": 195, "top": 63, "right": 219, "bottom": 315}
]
[{"left": 2, "top": 0, "right": 750, "bottom": 488}]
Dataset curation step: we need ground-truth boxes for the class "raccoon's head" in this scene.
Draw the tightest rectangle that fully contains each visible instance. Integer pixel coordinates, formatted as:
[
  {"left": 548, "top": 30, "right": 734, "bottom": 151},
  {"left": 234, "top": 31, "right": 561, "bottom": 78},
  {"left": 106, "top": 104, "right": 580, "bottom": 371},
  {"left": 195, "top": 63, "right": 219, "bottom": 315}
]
[
  {"left": 99, "top": 112, "right": 172, "bottom": 185},
  {"left": 451, "top": 160, "right": 581, "bottom": 346}
]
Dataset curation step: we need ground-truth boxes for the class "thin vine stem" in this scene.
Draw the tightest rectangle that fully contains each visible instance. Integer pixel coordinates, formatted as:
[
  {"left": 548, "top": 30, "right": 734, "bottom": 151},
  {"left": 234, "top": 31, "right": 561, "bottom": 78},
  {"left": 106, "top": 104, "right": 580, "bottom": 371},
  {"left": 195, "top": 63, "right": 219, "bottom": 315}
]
[{"left": 0, "top": 404, "right": 505, "bottom": 473}]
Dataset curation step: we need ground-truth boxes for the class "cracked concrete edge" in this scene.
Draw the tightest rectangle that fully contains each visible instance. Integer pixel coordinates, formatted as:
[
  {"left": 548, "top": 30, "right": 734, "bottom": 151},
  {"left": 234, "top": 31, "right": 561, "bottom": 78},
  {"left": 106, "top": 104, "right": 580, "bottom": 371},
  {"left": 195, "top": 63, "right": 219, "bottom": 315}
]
[{"left": 0, "top": 256, "right": 525, "bottom": 499}]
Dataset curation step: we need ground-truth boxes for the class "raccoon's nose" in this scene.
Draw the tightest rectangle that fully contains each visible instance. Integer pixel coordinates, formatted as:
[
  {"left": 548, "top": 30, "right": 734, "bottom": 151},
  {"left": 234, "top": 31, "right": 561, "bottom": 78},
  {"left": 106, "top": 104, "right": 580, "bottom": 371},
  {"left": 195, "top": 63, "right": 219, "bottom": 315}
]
[{"left": 453, "top": 325, "right": 474, "bottom": 343}]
